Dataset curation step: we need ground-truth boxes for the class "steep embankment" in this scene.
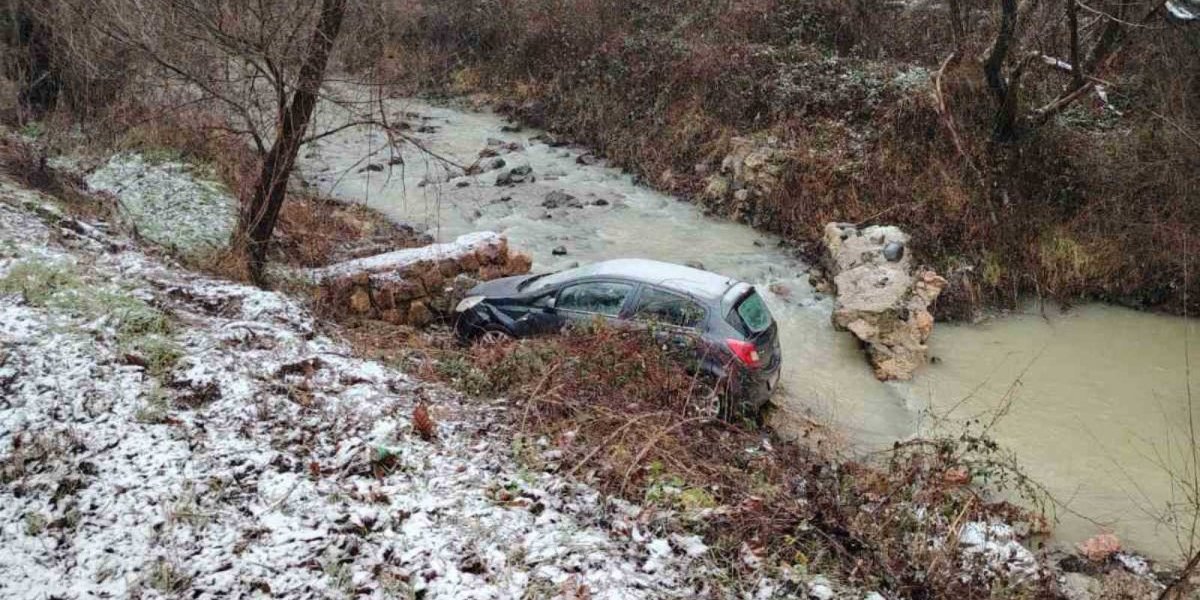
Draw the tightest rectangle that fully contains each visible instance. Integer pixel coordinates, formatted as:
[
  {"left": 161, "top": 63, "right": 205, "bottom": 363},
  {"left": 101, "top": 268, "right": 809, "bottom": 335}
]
[
  {"left": 0, "top": 179, "right": 715, "bottom": 598},
  {"left": 367, "top": 0, "right": 1200, "bottom": 318}
]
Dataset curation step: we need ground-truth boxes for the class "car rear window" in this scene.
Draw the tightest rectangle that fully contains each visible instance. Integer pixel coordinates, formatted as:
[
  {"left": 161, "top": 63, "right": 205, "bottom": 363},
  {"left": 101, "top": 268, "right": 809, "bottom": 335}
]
[
  {"left": 731, "top": 290, "right": 772, "bottom": 335},
  {"left": 633, "top": 287, "right": 706, "bottom": 329}
]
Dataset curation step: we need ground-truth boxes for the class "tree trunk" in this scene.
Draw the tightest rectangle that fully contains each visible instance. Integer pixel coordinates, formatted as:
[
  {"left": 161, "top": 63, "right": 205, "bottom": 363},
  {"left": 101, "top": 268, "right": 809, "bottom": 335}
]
[
  {"left": 6, "top": 1, "right": 59, "bottom": 118},
  {"left": 234, "top": 0, "right": 347, "bottom": 282},
  {"left": 1066, "top": 0, "right": 1083, "bottom": 87},
  {"left": 948, "top": 0, "right": 966, "bottom": 48},
  {"left": 983, "top": 0, "right": 1020, "bottom": 140}
]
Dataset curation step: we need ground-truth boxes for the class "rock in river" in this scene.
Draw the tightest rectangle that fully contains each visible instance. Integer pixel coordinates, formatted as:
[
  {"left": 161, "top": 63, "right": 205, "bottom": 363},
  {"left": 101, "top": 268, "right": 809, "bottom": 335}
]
[
  {"left": 823, "top": 222, "right": 946, "bottom": 381},
  {"left": 495, "top": 165, "right": 533, "bottom": 186},
  {"left": 543, "top": 191, "right": 582, "bottom": 209}
]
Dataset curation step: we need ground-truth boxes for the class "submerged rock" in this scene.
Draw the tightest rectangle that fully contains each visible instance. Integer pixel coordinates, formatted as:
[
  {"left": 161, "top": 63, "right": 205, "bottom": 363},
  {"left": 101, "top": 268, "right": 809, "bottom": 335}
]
[
  {"left": 496, "top": 165, "right": 534, "bottom": 186},
  {"left": 542, "top": 191, "right": 582, "bottom": 209},
  {"left": 823, "top": 222, "right": 946, "bottom": 381}
]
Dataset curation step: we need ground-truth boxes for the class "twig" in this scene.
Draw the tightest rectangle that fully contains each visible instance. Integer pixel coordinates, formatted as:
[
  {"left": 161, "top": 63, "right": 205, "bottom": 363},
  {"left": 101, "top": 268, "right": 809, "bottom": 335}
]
[
  {"left": 262, "top": 478, "right": 302, "bottom": 513},
  {"left": 567, "top": 411, "right": 670, "bottom": 478},
  {"left": 932, "top": 52, "right": 984, "bottom": 183},
  {"left": 619, "top": 417, "right": 709, "bottom": 494}
]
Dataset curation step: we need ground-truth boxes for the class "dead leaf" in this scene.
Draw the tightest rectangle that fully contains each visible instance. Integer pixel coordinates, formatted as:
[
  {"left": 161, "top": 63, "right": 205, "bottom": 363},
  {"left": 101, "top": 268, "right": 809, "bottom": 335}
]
[{"left": 413, "top": 402, "right": 436, "bottom": 441}]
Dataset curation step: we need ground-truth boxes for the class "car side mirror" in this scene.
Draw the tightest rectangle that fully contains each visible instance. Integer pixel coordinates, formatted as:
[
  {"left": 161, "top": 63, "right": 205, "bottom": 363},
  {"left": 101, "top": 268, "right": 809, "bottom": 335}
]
[{"left": 538, "top": 295, "right": 557, "bottom": 312}]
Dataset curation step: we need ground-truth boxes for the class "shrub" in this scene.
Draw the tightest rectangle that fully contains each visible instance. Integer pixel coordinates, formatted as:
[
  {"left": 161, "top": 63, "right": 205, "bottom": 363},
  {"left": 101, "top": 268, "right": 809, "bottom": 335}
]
[{"left": 421, "top": 326, "right": 1048, "bottom": 597}]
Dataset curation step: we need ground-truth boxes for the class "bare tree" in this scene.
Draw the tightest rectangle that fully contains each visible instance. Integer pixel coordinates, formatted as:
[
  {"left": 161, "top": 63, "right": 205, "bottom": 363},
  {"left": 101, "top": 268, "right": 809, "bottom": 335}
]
[
  {"left": 235, "top": 0, "right": 346, "bottom": 281},
  {"left": 1066, "top": 0, "right": 1083, "bottom": 88},
  {"left": 981, "top": 0, "right": 1024, "bottom": 140},
  {"left": 52, "top": 0, "right": 391, "bottom": 280},
  {"left": 948, "top": 0, "right": 966, "bottom": 48},
  {"left": 976, "top": 0, "right": 1166, "bottom": 140}
]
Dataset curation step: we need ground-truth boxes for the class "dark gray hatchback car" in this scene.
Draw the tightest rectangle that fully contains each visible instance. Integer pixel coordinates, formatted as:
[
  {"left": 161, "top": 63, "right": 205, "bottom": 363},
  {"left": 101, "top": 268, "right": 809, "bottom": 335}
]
[{"left": 453, "top": 259, "right": 782, "bottom": 414}]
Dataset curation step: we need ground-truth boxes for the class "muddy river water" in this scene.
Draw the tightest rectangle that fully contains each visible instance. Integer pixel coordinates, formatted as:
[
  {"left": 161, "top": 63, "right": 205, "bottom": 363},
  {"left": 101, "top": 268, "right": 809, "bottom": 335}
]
[{"left": 301, "top": 98, "right": 1198, "bottom": 562}]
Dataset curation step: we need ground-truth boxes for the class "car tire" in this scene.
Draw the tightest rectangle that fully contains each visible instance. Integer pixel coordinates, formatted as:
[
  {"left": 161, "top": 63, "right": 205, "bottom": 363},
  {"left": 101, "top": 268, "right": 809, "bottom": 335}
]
[
  {"left": 708, "top": 379, "right": 763, "bottom": 427},
  {"left": 476, "top": 325, "right": 514, "bottom": 346}
]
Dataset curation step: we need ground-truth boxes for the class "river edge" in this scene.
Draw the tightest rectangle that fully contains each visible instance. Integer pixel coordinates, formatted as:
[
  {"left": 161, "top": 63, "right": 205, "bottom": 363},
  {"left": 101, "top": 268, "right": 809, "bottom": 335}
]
[{"left": 295, "top": 92, "right": 1200, "bottom": 567}]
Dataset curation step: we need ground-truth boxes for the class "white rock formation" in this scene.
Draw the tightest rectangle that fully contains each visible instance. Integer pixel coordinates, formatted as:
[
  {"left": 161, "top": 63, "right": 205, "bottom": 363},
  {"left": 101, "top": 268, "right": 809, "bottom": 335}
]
[{"left": 823, "top": 222, "right": 946, "bottom": 381}]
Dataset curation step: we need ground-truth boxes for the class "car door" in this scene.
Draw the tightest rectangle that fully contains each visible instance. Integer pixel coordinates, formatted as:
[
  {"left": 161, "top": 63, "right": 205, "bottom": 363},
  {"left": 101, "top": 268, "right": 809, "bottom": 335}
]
[
  {"left": 553, "top": 279, "right": 637, "bottom": 329},
  {"left": 628, "top": 286, "right": 708, "bottom": 356}
]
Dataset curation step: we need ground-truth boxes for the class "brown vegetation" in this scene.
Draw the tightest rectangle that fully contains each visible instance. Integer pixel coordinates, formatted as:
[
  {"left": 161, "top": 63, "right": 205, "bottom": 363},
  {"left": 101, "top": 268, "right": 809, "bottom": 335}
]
[
  {"left": 412, "top": 324, "right": 1056, "bottom": 598},
  {"left": 364, "top": 0, "right": 1199, "bottom": 318}
]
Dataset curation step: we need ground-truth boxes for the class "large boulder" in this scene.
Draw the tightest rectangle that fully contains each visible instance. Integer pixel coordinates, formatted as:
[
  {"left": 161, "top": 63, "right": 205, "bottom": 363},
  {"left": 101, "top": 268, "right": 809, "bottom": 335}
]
[{"left": 823, "top": 222, "right": 946, "bottom": 381}]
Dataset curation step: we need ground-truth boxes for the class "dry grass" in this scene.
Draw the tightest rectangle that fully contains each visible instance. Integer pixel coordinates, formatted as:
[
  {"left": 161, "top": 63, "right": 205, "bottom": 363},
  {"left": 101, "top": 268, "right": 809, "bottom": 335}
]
[
  {"left": 0, "top": 134, "right": 109, "bottom": 220},
  {"left": 405, "top": 324, "right": 1054, "bottom": 598}
]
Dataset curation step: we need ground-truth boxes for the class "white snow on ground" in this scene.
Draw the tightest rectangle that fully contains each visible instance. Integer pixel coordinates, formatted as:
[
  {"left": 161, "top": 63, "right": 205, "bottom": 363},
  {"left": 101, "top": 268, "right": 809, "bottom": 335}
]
[
  {"left": 85, "top": 153, "right": 237, "bottom": 259},
  {"left": 958, "top": 521, "right": 1038, "bottom": 582},
  {"left": 1166, "top": 0, "right": 1198, "bottom": 21},
  {"left": 0, "top": 178, "right": 714, "bottom": 599}
]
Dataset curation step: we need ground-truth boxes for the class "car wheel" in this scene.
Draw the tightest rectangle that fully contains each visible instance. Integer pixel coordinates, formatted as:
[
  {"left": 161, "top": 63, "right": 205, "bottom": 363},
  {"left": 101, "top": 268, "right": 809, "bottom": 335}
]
[{"left": 477, "top": 327, "right": 514, "bottom": 346}]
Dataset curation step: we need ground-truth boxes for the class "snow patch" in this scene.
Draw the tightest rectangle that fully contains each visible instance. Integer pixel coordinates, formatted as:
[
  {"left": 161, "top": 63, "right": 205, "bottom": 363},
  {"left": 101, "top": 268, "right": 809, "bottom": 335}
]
[
  {"left": 85, "top": 153, "right": 236, "bottom": 258},
  {"left": 958, "top": 522, "right": 1038, "bottom": 581}
]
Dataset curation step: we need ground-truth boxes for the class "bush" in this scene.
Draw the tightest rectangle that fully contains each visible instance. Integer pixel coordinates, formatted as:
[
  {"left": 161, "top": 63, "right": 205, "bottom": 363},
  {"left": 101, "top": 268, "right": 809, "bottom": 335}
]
[{"left": 420, "top": 326, "right": 1049, "bottom": 597}]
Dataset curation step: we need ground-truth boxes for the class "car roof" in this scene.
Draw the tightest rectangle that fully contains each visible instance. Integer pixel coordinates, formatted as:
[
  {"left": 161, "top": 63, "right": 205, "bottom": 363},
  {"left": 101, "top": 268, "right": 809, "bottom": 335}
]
[{"left": 535, "top": 258, "right": 740, "bottom": 300}]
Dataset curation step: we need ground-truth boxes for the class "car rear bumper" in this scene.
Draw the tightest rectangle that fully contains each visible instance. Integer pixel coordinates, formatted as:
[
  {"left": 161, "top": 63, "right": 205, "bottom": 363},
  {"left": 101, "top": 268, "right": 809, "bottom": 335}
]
[{"left": 730, "top": 363, "right": 781, "bottom": 412}]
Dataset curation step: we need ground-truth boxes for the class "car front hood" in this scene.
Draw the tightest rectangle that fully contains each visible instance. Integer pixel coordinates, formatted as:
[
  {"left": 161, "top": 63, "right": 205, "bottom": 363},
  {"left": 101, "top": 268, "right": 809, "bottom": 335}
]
[{"left": 468, "top": 274, "right": 535, "bottom": 299}]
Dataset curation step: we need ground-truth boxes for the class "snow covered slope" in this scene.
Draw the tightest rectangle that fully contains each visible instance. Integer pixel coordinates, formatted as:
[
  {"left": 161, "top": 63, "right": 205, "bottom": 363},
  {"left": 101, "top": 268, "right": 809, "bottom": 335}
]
[{"left": 0, "top": 179, "right": 712, "bottom": 599}]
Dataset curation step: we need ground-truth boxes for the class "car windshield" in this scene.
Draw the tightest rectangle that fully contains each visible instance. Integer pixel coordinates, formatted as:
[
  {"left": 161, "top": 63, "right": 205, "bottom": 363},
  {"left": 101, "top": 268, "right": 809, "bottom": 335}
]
[{"left": 734, "top": 291, "right": 772, "bottom": 335}]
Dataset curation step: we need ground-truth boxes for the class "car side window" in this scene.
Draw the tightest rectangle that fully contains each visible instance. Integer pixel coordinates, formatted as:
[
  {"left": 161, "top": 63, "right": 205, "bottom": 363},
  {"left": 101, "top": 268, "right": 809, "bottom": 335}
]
[
  {"left": 633, "top": 287, "right": 706, "bottom": 329},
  {"left": 556, "top": 282, "right": 634, "bottom": 317}
]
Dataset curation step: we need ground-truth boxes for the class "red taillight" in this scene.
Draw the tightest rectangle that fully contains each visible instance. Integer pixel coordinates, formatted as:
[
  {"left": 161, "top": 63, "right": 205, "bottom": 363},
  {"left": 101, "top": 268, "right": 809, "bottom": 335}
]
[{"left": 726, "top": 338, "right": 761, "bottom": 368}]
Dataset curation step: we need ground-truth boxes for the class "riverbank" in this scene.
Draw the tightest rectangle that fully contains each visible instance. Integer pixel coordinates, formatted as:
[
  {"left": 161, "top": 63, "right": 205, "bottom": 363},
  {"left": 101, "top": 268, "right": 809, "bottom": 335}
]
[
  {"left": 0, "top": 174, "right": 728, "bottom": 598},
  {"left": 359, "top": 0, "right": 1200, "bottom": 321},
  {"left": 293, "top": 93, "right": 1200, "bottom": 564},
  {"left": 0, "top": 159, "right": 1171, "bottom": 600}
]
